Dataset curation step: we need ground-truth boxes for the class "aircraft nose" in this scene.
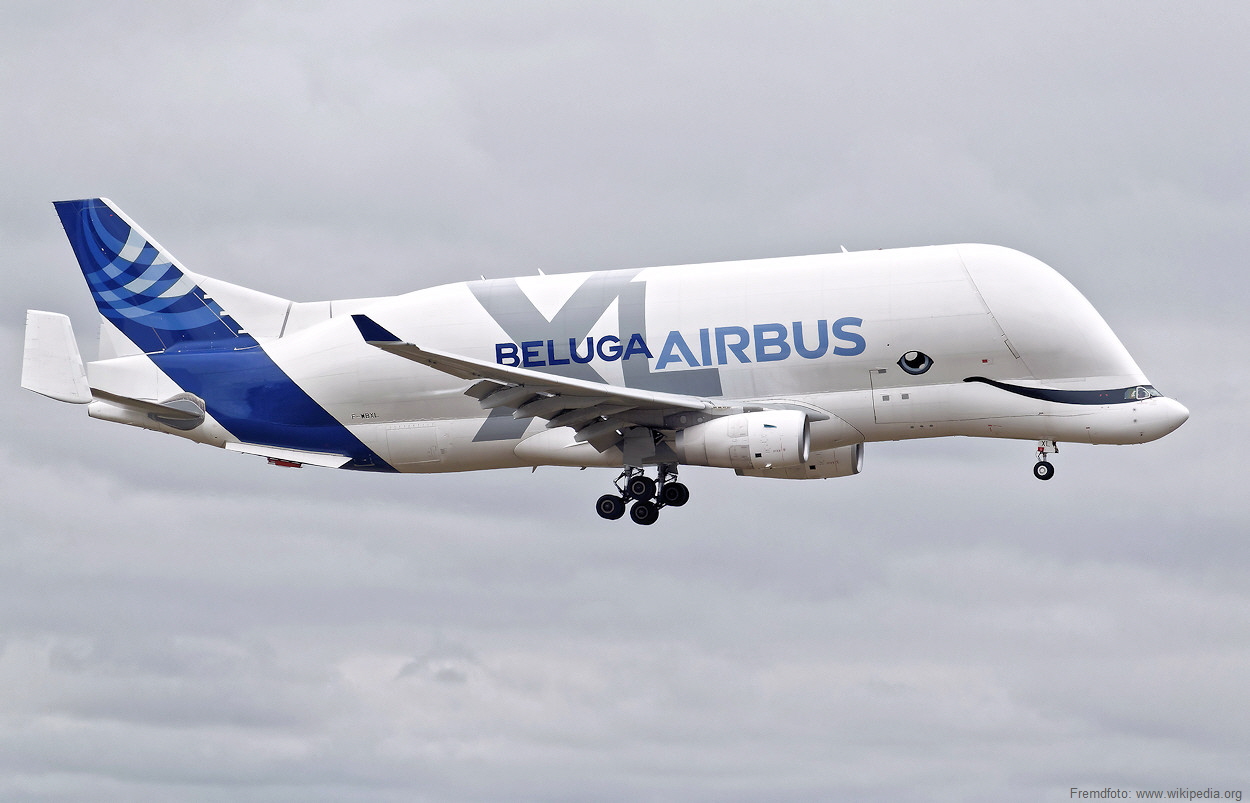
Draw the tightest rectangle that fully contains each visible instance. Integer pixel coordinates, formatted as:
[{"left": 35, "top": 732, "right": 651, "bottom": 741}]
[
  {"left": 1161, "top": 397, "right": 1190, "bottom": 433},
  {"left": 1140, "top": 396, "right": 1189, "bottom": 441},
  {"left": 1112, "top": 395, "right": 1189, "bottom": 444}
]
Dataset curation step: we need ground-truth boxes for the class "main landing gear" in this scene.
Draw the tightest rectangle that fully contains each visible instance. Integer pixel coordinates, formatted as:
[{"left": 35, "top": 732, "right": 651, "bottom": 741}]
[
  {"left": 1033, "top": 440, "right": 1058, "bottom": 481},
  {"left": 595, "top": 464, "right": 690, "bottom": 525}
]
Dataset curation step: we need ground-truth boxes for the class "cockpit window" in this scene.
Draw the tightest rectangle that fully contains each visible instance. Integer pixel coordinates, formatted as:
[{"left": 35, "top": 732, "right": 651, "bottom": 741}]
[{"left": 1124, "top": 386, "right": 1162, "bottom": 401}]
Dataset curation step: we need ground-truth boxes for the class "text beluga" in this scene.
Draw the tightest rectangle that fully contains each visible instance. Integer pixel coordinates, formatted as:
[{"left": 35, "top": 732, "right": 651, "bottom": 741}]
[{"left": 496, "top": 317, "right": 866, "bottom": 369}]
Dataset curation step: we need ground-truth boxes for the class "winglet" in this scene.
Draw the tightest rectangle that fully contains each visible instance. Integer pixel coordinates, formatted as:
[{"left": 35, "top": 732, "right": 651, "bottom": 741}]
[{"left": 351, "top": 314, "right": 402, "bottom": 344}]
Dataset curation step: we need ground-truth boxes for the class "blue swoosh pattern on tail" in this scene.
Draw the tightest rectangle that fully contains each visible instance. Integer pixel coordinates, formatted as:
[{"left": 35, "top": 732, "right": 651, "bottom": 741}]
[
  {"left": 53, "top": 198, "right": 396, "bottom": 472},
  {"left": 54, "top": 198, "right": 255, "bottom": 353}
]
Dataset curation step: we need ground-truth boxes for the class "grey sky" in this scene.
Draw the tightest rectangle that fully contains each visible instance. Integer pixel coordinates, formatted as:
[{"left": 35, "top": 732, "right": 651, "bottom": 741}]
[{"left": 3, "top": 2, "right": 1247, "bottom": 800}]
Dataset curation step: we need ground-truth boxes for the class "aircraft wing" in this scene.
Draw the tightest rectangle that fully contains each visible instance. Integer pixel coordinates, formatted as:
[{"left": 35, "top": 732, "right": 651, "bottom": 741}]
[{"left": 352, "top": 314, "right": 717, "bottom": 452}]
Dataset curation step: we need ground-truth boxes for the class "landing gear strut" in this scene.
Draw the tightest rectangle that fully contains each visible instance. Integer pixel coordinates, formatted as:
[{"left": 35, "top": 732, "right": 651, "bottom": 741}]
[
  {"left": 1033, "top": 440, "right": 1057, "bottom": 481},
  {"left": 595, "top": 464, "right": 690, "bottom": 524}
]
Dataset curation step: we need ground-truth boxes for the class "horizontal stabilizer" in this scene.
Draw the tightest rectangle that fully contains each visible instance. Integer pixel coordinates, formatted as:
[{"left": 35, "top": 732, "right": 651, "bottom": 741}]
[
  {"left": 89, "top": 389, "right": 205, "bottom": 427},
  {"left": 224, "top": 442, "right": 353, "bottom": 468},
  {"left": 22, "top": 310, "right": 91, "bottom": 403}
]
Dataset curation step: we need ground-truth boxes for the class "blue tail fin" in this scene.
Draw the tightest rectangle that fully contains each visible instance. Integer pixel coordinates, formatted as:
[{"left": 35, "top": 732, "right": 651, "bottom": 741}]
[{"left": 53, "top": 198, "right": 257, "bottom": 353}]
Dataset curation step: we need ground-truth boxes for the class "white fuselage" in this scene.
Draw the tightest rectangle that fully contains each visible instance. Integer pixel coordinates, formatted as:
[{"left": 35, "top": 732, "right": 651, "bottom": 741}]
[{"left": 107, "top": 242, "right": 1181, "bottom": 473}]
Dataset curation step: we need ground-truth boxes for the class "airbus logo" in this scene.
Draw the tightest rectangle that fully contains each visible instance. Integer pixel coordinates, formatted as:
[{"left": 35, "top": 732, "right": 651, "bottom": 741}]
[
  {"left": 495, "top": 317, "right": 866, "bottom": 369},
  {"left": 471, "top": 273, "right": 862, "bottom": 441}
]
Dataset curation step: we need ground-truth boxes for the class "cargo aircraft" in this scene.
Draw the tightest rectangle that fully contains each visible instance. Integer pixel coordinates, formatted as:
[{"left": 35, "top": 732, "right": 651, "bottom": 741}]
[{"left": 22, "top": 198, "right": 1188, "bottom": 524}]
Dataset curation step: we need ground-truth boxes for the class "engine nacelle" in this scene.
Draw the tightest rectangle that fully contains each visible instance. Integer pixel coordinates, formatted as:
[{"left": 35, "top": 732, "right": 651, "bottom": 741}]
[
  {"left": 736, "top": 443, "right": 864, "bottom": 480},
  {"left": 674, "top": 410, "right": 810, "bottom": 470}
]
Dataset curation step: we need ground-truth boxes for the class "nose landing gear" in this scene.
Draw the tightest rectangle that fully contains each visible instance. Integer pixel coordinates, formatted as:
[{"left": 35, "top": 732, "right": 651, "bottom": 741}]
[
  {"left": 595, "top": 464, "right": 690, "bottom": 524},
  {"left": 1033, "top": 440, "right": 1057, "bottom": 480}
]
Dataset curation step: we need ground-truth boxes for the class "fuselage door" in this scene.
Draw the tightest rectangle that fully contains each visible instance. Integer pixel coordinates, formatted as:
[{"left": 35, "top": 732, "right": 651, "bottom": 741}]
[
  {"left": 386, "top": 423, "right": 445, "bottom": 466},
  {"left": 869, "top": 367, "right": 917, "bottom": 424}
]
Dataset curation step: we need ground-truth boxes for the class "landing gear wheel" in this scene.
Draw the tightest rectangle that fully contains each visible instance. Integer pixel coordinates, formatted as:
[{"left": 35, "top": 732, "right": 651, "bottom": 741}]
[
  {"left": 596, "top": 494, "right": 626, "bottom": 520},
  {"left": 629, "top": 500, "right": 660, "bottom": 525},
  {"left": 1033, "top": 461, "right": 1055, "bottom": 481},
  {"left": 659, "top": 482, "right": 690, "bottom": 507},
  {"left": 627, "top": 475, "right": 656, "bottom": 500}
]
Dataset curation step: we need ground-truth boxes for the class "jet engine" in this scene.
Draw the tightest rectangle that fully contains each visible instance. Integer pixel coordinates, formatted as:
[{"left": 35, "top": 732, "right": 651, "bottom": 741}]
[
  {"left": 735, "top": 443, "right": 864, "bottom": 479},
  {"left": 674, "top": 410, "right": 810, "bottom": 470}
]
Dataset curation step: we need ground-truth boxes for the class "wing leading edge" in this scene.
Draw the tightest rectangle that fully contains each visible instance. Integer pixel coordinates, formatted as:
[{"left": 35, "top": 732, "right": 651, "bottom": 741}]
[{"left": 351, "top": 314, "right": 722, "bottom": 455}]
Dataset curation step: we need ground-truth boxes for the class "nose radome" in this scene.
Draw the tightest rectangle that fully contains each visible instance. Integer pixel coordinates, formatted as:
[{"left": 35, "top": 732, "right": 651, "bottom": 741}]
[
  {"left": 1142, "top": 397, "right": 1189, "bottom": 441},
  {"left": 1163, "top": 398, "right": 1190, "bottom": 433}
]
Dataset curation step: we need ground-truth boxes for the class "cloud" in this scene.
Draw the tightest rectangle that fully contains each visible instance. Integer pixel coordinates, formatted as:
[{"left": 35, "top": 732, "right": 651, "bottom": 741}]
[{"left": 2, "top": 2, "right": 1246, "bottom": 800}]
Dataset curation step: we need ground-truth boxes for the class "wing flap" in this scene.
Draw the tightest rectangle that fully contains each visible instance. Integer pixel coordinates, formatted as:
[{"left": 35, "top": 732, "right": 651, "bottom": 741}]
[{"left": 481, "top": 384, "right": 551, "bottom": 410}]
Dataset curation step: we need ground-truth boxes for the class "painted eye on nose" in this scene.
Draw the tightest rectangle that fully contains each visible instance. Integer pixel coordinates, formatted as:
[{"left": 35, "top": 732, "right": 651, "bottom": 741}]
[{"left": 898, "top": 350, "right": 933, "bottom": 375}]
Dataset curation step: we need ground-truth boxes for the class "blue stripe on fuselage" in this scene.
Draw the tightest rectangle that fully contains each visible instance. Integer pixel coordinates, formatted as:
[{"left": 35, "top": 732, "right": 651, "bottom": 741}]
[{"left": 152, "top": 344, "right": 396, "bottom": 472}]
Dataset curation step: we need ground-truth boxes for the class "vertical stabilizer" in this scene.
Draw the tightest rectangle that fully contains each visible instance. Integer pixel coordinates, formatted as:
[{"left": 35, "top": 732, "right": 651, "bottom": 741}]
[{"left": 53, "top": 198, "right": 271, "bottom": 353}]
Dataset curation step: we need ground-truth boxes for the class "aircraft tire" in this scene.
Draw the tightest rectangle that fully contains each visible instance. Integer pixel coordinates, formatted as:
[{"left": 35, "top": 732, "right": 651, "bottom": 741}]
[
  {"left": 1033, "top": 461, "right": 1055, "bottom": 481},
  {"left": 627, "top": 476, "right": 656, "bottom": 500},
  {"left": 596, "top": 494, "right": 626, "bottom": 520},
  {"left": 660, "top": 482, "right": 690, "bottom": 507},
  {"left": 629, "top": 500, "right": 659, "bottom": 525}
]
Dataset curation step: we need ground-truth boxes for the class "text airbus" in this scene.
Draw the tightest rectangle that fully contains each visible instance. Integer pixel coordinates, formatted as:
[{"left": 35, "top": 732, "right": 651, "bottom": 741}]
[{"left": 495, "top": 317, "right": 866, "bottom": 369}]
